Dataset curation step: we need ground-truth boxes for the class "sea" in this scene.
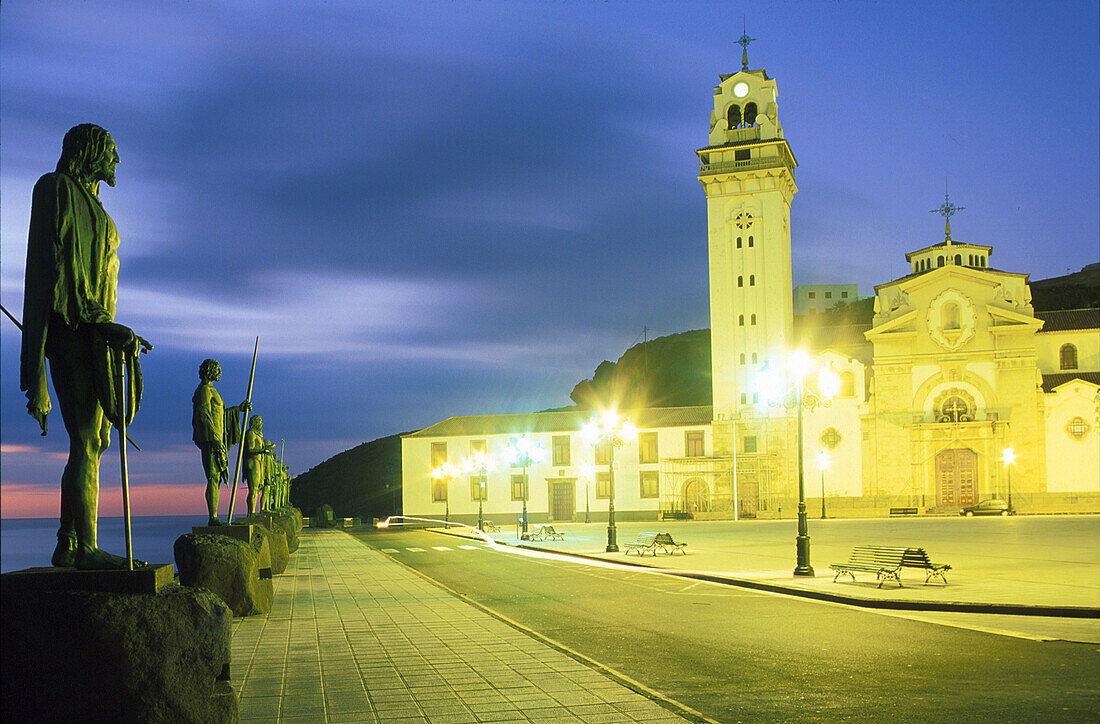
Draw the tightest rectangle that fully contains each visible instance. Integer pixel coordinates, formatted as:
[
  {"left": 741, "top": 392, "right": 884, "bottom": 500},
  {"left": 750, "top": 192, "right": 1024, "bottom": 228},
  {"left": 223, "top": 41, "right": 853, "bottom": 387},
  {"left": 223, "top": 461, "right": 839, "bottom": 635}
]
[{"left": 1, "top": 515, "right": 207, "bottom": 573}]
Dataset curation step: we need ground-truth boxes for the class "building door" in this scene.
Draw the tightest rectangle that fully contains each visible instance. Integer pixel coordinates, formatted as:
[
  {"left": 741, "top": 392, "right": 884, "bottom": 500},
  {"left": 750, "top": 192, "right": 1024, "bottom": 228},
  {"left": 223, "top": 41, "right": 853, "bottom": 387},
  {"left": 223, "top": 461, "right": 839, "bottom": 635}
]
[
  {"left": 549, "top": 481, "right": 575, "bottom": 522},
  {"left": 683, "top": 478, "right": 709, "bottom": 515},
  {"left": 737, "top": 478, "right": 759, "bottom": 518},
  {"left": 936, "top": 448, "right": 977, "bottom": 507}
]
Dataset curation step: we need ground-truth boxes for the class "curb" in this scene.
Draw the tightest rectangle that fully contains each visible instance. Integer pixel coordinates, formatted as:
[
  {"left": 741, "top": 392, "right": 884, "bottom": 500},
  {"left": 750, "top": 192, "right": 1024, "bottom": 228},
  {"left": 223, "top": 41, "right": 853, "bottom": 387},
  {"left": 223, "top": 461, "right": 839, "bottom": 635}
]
[{"left": 431, "top": 530, "right": 1100, "bottom": 619}]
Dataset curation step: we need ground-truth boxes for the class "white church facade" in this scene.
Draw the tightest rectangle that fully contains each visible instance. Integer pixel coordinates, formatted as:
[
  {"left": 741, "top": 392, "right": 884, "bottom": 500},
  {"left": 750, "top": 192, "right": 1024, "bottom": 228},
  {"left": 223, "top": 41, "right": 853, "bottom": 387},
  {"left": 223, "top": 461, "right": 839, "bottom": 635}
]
[{"left": 400, "top": 51, "right": 1099, "bottom": 525}]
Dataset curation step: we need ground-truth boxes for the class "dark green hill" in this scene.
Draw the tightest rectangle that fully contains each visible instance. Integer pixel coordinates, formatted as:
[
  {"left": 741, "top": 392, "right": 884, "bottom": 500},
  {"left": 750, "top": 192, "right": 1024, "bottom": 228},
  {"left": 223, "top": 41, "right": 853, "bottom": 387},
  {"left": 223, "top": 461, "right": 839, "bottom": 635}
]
[
  {"left": 1031, "top": 263, "right": 1100, "bottom": 311},
  {"left": 289, "top": 433, "right": 407, "bottom": 520}
]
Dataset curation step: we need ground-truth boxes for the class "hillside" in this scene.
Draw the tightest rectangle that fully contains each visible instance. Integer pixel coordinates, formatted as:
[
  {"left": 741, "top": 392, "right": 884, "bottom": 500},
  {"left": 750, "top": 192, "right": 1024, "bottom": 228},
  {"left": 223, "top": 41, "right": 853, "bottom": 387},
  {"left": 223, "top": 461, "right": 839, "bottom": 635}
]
[{"left": 289, "top": 433, "right": 407, "bottom": 520}]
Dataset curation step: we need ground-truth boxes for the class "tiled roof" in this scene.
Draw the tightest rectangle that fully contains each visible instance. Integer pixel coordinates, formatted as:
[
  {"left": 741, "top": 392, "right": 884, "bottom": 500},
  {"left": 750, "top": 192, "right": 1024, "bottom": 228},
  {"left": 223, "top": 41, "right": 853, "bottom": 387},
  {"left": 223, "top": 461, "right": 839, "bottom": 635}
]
[
  {"left": 1035, "top": 309, "right": 1100, "bottom": 332},
  {"left": 1041, "top": 372, "right": 1100, "bottom": 393},
  {"left": 405, "top": 406, "right": 714, "bottom": 438}
]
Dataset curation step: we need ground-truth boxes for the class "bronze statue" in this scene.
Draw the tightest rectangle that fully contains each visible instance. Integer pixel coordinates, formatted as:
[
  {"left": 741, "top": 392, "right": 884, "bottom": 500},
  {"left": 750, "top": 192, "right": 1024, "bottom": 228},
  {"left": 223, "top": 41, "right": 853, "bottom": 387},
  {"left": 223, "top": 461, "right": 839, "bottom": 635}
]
[
  {"left": 20, "top": 124, "right": 152, "bottom": 569},
  {"left": 243, "top": 415, "right": 276, "bottom": 515},
  {"left": 192, "top": 359, "right": 249, "bottom": 525}
]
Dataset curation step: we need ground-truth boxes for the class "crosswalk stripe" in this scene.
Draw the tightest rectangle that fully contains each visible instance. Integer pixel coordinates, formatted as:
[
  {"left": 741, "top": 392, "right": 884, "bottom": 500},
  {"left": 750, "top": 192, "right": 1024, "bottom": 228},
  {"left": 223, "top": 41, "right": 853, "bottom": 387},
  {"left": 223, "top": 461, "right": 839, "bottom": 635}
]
[
  {"left": 406, "top": 547, "right": 426, "bottom": 552},
  {"left": 432, "top": 546, "right": 453, "bottom": 551},
  {"left": 458, "top": 545, "right": 480, "bottom": 550},
  {"left": 380, "top": 548, "right": 399, "bottom": 553}
]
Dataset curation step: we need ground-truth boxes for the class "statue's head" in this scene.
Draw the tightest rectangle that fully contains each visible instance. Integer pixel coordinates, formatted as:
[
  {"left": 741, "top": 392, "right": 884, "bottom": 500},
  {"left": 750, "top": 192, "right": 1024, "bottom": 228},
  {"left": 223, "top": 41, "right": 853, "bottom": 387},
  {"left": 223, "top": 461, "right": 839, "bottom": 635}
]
[
  {"left": 57, "top": 124, "right": 119, "bottom": 188},
  {"left": 249, "top": 415, "right": 263, "bottom": 431},
  {"left": 199, "top": 359, "right": 221, "bottom": 383}
]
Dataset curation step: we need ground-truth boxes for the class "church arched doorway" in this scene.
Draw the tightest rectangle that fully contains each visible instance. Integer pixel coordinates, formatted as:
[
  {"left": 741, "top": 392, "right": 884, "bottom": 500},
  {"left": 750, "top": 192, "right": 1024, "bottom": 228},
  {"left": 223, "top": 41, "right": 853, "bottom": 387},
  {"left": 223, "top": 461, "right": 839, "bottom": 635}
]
[
  {"left": 683, "top": 478, "right": 710, "bottom": 515},
  {"left": 935, "top": 448, "right": 977, "bottom": 507}
]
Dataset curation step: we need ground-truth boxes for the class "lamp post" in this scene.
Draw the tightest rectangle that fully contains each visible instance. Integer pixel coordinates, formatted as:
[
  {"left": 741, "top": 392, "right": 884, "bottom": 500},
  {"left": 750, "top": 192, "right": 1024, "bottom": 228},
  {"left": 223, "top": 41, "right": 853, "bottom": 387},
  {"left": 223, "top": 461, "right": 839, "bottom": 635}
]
[
  {"left": 817, "top": 450, "right": 830, "bottom": 519},
  {"left": 580, "top": 463, "right": 594, "bottom": 523},
  {"left": 462, "top": 451, "right": 494, "bottom": 531},
  {"left": 1002, "top": 447, "right": 1016, "bottom": 513},
  {"left": 431, "top": 462, "right": 460, "bottom": 523},
  {"left": 759, "top": 352, "right": 839, "bottom": 577},
  {"left": 506, "top": 436, "right": 544, "bottom": 538},
  {"left": 583, "top": 410, "right": 638, "bottom": 552}
]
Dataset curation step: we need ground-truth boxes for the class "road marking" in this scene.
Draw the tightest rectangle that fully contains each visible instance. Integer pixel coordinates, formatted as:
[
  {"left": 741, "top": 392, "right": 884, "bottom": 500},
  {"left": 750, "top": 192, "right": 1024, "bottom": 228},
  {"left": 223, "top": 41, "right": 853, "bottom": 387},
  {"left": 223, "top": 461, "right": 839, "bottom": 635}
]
[
  {"left": 458, "top": 545, "right": 480, "bottom": 550},
  {"left": 380, "top": 548, "right": 399, "bottom": 553},
  {"left": 406, "top": 547, "right": 427, "bottom": 552},
  {"left": 432, "top": 546, "right": 453, "bottom": 551}
]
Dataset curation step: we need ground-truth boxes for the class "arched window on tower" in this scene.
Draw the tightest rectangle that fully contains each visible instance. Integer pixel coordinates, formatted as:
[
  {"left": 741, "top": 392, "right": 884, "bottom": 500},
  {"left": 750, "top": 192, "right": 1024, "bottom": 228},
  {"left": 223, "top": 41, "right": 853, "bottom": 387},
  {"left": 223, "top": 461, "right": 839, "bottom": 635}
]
[
  {"left": 937, "top": 256, "right": 945, "bottom": 267},
  {"left": 750, "top": 313, "right": 757, "bottom": 325},
  {"left": 749, "top": 275, "right": 755, "bottom": 286},
  {"left": 738, "top": 314, "right": 745, "bottom": 326},
  {"left": 751, "top": 352, "right": 758, "bottom": 364},
  {"left": 942, "top": 302, "right": 960, "bottom": 330},
  {"left": 748, "top": 236, "right": 754, "bottom": 247},
  {"left": 736, "top": 237, "right": 743, "bottom": 248},
  {"left": 955, "top": 254, "right": 962, "bottom": 265},
  {"left": 744, "top": 102, "right": 758, "bottom": 127},
  {"left": 739, "top": 353, "right": 746, "bottom": 365},
  {"left": 1060, "top": 344, "right": 1078, "bottom": 370},
  {"left": 727, "top": 104, "right": 742, "bottom": 130},
  {"left": 737, "top": 276, "right": 743, "bottom": 287}
]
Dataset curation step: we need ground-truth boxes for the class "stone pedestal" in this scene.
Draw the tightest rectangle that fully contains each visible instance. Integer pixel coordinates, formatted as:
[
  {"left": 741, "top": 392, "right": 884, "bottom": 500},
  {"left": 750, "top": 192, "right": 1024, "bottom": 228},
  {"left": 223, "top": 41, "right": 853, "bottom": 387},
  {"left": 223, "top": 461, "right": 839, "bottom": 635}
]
[
  {"left": 1, "top": 571, "right": 236, "bottom": 724},
  {"left": 175, "top": 533, "right": 273, "bottom": 616},
  {"left": 2, "top": 563, "right": 174, "bottom": 595},
  {"left": 192, "top": 523, "right": 254, "bottom": 543}
]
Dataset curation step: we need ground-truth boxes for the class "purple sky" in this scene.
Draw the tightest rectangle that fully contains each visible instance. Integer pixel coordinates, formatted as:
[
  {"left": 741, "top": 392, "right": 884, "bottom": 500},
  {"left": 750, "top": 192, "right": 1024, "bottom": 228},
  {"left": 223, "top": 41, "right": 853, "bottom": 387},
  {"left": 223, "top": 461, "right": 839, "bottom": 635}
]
[{"left": 2, "top": 1, "right": 1097, "bottom": 516}]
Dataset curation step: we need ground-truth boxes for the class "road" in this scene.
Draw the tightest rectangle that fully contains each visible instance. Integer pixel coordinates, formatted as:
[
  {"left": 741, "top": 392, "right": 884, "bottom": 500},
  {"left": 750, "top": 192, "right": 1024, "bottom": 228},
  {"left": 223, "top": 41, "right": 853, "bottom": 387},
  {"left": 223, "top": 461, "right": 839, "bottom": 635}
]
[{"left": 351, "top": 527, "right": 1099, "bottom": 723}]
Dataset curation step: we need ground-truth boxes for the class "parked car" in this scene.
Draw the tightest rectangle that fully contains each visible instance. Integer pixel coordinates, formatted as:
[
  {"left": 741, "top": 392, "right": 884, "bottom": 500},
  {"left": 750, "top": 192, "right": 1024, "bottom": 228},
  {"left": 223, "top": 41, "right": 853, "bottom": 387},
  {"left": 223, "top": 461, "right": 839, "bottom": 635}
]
[{"left": 960, "top": 499, "right": 1014, "bottom": 516}]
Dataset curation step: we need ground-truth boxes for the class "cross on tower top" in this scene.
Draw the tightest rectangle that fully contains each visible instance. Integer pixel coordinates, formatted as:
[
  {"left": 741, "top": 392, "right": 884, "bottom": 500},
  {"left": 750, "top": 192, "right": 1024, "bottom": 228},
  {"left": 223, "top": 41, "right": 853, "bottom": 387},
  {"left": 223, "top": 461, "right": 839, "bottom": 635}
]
[
  {"left": 736, "top": 20, "right": 755, "bottom": 71},
  {"left": 930, "top": 184, "right": 965, "bottom": 244}
]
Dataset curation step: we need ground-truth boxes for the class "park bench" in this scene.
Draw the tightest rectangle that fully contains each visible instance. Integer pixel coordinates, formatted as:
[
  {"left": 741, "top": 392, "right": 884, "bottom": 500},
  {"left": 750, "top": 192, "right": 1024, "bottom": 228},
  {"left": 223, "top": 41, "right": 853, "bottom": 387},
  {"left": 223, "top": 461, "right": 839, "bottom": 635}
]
[
  {"left": 481, "top": 521, "right": 500, "bottom": 533},
  {"left": 901, "top": 547, "right": 952, "bottom": 584},
  {"left": 528, "top": 525, "right": 564, "bottom": 541},
  {"left": 830, "top": 545, "right": 908, "bottom": 588},
  {"left": 889, "top": 507, "right": 918, "bottom": 516},
  {"left": 654, "top": 532, "right": 687, "bottom": 555},
  {"left": 624, "top": 532, "right": 659, "bottom": 556}
]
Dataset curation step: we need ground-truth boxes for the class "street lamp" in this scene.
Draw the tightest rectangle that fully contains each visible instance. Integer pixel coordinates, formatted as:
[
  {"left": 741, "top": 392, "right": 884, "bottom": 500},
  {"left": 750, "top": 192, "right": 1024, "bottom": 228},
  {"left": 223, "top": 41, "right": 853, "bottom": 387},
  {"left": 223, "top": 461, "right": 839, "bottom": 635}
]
[
  {"left": 505, "top": 436, "right": 544, "bottom": 538},
  {"left": 816, "top": 450, "right": 830, "bottom": 519},
  {"left": 1002, "top": 447, "right": 1016, "bottom": 513},
  {"left": 582, "top": 410, "right": 637, "bottom": 552},
  {"left": 461, "top": 451, "right": 494, "bottom": 531},
  {"left": 579, "top": 463, "right": 594, "bottom": 524},
  {"left": 759, "top": 352, "right": 839, "bottom": 577},
  {"left": 431, "top": 462, "right": 460, "bottom": 523}
]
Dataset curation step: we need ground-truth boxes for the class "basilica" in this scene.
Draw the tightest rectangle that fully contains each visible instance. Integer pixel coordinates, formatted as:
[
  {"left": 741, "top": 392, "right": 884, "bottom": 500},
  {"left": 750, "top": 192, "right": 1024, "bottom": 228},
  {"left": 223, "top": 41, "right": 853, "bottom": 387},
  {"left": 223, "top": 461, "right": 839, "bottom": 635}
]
[{"left": 400, "top": 52, "right": 1099, "bottom": 525}]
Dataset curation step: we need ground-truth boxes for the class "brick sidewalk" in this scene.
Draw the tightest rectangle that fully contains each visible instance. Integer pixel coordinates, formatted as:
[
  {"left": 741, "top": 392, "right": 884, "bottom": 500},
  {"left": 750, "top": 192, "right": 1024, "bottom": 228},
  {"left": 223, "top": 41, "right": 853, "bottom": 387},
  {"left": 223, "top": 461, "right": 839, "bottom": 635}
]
[{"left": 231, "top": 529, "right": 695, "bottom": 723}]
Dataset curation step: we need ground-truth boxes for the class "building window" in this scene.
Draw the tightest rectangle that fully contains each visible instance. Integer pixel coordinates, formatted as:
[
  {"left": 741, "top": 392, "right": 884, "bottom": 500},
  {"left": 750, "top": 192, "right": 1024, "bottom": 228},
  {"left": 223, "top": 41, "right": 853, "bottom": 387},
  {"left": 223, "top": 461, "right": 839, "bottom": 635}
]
[
  {"left": 744, "top": 102, "right": 758, "bottom": 126},
  {"left": 749, "top": 275, "right": 755, "bottom": 286},
  {"left": 432, "top": 479, "right": 448, "bottom": 502},
  {"left": 430, "top": 442, "right": 447, "bottom": 468},
  {"left": 738, "top": 314, "right": 745, "bottom": 326},
  {"left": 1066, "top": 416, "right": 1090, "bottom": 441},
  {"left": 511, "top": 474, "right": 528, "bottom": 501},
  {"left": 743, "top": 435, "right": 757, "bottom": 453},
  {"left": 841, "top": 291, "right": 849, "bottom": 298},
  {"left": 470, "top": 476, "right": 487, "bottom": 502},
  {"left": 825, "top": 291, "right": 832, "bottom": 299},
  {"left": 1060, "top": 344, "right": 1078, "bottom": 370},
  {"left": 640, "top": 470, "right": 659, "bottom": 498},
  {"left": 753, "top": 392, "right": 759, "bottom": 403},
  {"left": 740, "top": 353, "right": 746, "bottom": 364},
  {"left": 685, "top": 430, "right": 705, "bottom": 457},
  {"left": 751, "top": 352, "right": 758, "bottom": 363},
  {"left": 955, "top": 254, "right": 962, "bottom": 265},
  {"left": 750, "top": 313, "right": 756, "bottom": 325},
  {"left": 736, "top": 236, "right": 743, "bottom": 248},
  {"left": 734, "top": 148, "right": 750, "bottom": 161},
  {"left": 727, "top": 104, "right": 742, "bottom": 129},
  {"left": 748, "top": 236, "right": 753, "bottom": 247},
  {"left": 595, "top": 472, "right": 611, "bottom": 499},
  {"left": 594, "top": 440, "right": 610, "bottom": 466},
  {"left": 820, "top": 427, "right": 842, "bottom": 449},
  {"left": 937, "top": 256, "right": 945, "bottom": 267},
  {"left": 808, "top": 291, "right": 816, "bottom": 299},
  {"left": 470, "top": 439, "right": 486, "bottom": 456},
  {"left": 839, "top": 371, "right": 856, "bottom": 397},
  {"left": 740, "top": 392, "right": 747, "bottom": 404},
  {"left": 937, "top": 396, "right": 971, "bottom": 423},
  {"left": 552, "top": 435, "right": 570, "bottom": 466},
  {"left": 638, "top": 432, "right": 659, "bottom": 464},
  {"left": 737, "top": 276, "right": 744, "bottom": 287}
]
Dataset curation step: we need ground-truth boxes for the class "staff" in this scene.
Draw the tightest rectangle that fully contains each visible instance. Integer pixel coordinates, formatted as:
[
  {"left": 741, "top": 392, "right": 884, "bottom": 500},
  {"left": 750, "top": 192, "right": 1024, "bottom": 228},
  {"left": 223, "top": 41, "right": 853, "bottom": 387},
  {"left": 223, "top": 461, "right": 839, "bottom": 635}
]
[
  {"left": 226, "top": 337, "right": 259, "bottom": 524},
  {"left": 114, "top": 352, "right": 135, "bottom": 570}
]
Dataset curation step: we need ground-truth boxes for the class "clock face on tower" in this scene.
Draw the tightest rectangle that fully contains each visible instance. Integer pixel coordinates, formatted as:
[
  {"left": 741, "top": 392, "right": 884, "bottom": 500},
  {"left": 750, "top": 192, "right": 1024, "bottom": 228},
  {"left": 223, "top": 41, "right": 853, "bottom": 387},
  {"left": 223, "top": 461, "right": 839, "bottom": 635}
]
[{"left": 733, "top": 82, "right": 749, "bottom": 98}]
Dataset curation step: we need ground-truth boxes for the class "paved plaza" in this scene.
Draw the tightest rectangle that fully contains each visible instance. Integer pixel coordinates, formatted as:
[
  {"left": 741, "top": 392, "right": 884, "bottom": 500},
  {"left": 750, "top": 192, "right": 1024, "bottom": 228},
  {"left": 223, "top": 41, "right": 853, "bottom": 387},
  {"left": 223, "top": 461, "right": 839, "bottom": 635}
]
[{"left": 231, "top": 528, "right": 696, "bottom": 723}]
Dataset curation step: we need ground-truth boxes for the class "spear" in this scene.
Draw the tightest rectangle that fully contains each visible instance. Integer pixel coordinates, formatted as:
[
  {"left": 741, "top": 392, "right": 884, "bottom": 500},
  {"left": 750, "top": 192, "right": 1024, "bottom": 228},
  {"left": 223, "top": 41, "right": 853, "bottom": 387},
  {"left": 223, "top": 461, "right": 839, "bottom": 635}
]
[
  {"left": 226, "top": 337, "right": 259, "bottom": 524},
  {"left": 114, "top": 351, "right": 134, "bottom": 570},
  {"left": 1, "top": 303, "right": 142, "bottom": 451}
]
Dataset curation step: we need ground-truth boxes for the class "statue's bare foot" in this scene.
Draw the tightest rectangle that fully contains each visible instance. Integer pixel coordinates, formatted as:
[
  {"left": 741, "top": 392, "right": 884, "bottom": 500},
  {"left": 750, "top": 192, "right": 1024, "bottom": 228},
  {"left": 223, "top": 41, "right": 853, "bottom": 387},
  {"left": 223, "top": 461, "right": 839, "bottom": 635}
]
[
  {"left": 74, "top": 546, "right": 147, "bottom": 570},
  {"left": 51, "top": 535, "right": 78, "bottom": 568}
]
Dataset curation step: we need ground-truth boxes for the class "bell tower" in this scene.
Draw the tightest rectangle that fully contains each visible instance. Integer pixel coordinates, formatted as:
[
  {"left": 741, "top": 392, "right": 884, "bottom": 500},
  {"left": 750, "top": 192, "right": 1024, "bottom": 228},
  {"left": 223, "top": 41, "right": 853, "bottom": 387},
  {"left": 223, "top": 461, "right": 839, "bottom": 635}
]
[{"left": 698, "top": 34, "right": 797, "bottom": 449}]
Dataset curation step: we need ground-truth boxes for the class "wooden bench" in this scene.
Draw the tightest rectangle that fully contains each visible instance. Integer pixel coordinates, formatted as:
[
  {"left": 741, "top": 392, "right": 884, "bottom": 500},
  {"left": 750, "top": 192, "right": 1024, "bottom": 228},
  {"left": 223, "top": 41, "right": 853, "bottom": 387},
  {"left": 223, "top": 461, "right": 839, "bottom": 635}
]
[
  {"left": 830, "top": 545, "right": 908, "bottom": 588},
  {"left": 528, "top": 525, "right": 564, "bottom": 541},
  {"left": 901, "top": 547, "right": 952, "bottom": 584},
  {"left": 654, "top": 532, "right": 687, "bottom": 555},
  {"left": 624, "top": 532, "right": 659, "bottom": 556},
  {"left": 889, "top": 507, "right": 919, "bottom": 516}
]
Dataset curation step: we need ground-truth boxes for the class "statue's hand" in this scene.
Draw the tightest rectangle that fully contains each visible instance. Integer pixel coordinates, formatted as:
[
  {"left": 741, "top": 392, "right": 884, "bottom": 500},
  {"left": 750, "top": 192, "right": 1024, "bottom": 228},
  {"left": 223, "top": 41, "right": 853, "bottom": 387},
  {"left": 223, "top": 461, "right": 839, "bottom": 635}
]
[
  {"left": 136, "top": 335, "right": 154, "bottom": 354},
  {"left": 240, "top": 400, "right": 252, "bottom": 413},
  {"left": 96, "top": 322, "right": 153, "bottom": 357},
  {"left": 28, "top": 405, "right": 48, "bottom": 435}
]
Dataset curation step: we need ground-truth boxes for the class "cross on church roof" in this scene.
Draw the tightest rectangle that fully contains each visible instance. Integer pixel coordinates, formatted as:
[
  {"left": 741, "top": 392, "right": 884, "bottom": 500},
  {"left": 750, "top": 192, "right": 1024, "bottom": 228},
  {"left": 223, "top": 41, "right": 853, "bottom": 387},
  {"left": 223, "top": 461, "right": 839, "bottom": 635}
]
[
  {"left": 736, "top": 20, "right": 755, "bottom": 71},
  {"left": 930, "top": 185, "right": 965, "bottom": 244}
]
